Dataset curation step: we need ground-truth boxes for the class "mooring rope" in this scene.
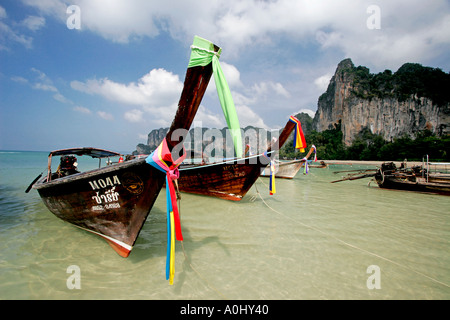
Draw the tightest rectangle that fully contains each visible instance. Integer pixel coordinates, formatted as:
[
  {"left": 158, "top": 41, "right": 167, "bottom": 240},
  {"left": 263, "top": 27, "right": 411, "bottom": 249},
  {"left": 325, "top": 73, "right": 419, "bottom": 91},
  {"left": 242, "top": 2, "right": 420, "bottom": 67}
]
[
  {"left": 175, "top": 184, "right": 229, "bottom": 299},
  {"left": 254, "top": 179, "right": 449, "bottom": 289}
]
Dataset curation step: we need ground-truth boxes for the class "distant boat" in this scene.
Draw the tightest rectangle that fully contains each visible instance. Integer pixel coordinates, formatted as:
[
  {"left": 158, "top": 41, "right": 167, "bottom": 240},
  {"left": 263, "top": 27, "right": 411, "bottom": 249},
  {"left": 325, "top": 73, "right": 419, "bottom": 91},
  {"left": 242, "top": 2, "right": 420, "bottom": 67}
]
[
  {"left": 176, "top": 116, "right": 305, "bottom": 200},
  {"left": 374, "top": 161, "right": 450, "bottom": 196},
  {"left": 26, "top": 36, "right": 221, "bottom": 258},
  {"left": 260, "top": 147, "right": 317, "bottom": 179},
  {"left": 331, "top": 157, "right": 450, "bottom": 196}
]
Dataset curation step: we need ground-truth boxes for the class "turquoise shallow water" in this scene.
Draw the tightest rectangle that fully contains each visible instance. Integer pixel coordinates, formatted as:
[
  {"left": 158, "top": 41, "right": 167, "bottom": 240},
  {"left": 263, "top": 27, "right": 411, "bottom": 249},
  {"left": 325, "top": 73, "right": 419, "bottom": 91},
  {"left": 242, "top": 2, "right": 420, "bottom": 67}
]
[{"left": 0, "top": 151, "right": 449, "bottom": 299}]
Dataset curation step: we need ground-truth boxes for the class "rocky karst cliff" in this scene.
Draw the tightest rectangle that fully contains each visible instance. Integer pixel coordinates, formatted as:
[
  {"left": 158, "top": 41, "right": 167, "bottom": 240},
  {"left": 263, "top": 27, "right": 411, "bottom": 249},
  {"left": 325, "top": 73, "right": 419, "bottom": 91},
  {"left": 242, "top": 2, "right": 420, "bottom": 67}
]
[
  {"left": 135, "top": 125, "right": 278, "bottom": 157},
  {"left": 313, "top": 58, "right": 450, "bottom": 145},
  {"left": 136, "top": 59, "right": 449, "bottom": 154}
]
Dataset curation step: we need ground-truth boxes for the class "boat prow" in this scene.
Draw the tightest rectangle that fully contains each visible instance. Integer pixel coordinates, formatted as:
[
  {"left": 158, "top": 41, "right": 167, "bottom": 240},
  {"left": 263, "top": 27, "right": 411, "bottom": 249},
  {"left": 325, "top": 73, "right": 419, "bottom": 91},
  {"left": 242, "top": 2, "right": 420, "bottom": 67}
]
[
  {"left": 176, "top": 116, "right": 308, "bottom": 200},
  {"left": 28, "top": 36, "right": 221, "bottom": 257}
]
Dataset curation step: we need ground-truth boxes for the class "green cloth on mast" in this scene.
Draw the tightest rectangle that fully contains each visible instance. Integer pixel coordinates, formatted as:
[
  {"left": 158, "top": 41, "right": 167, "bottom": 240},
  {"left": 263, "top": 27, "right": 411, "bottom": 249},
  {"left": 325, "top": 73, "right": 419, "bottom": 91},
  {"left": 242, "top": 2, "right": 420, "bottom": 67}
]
[{"left": 188, "top": 36, "right": 243, "bottom": 157}]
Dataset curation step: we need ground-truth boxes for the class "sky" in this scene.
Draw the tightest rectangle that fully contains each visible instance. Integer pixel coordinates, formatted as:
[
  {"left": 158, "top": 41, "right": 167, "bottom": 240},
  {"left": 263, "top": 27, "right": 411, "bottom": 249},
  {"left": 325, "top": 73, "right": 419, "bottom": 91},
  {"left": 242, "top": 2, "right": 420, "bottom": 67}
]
[{"left": 0, "top": 0, "right": 449, "bottom": 152}]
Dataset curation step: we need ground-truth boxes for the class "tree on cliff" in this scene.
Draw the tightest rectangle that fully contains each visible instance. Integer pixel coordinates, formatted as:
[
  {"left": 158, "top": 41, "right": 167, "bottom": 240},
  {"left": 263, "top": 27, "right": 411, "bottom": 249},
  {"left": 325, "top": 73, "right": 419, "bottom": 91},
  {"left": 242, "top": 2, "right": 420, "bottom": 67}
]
[
  {"left": 280, "top": 114, "right": 450, "bottom": 161},
  {"left": 350, "top": 61, "right": 450, "bottom": 106}
]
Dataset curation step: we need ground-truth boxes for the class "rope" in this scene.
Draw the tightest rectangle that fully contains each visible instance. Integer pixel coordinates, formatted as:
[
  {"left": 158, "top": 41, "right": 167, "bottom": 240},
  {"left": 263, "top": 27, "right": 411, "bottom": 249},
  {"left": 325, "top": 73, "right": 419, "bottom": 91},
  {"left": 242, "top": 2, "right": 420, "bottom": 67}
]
[
  {"left": 190, "top": 45, "right": 221, "bottom": 57},
  {"left": 175, "top": 181, "right": 229, "bottom": 299},
  {"left": 254, "top": 179, "right": 450, "bottom": 289}
]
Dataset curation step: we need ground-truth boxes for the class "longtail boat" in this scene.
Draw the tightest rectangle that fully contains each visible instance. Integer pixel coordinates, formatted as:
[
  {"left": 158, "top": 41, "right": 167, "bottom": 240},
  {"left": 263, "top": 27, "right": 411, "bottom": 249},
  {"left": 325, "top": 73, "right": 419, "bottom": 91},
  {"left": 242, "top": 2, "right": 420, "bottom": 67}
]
[
  {"left": 374, "top": 161, "right": 450, "bottom": 196},
  {"left": 260, "top": 146, "right": 317, "bottom": 179},
  {"left": 176, "top": 116, "right": 307, "bottom": 200},
  {"left": 27, "top": 36, "right": 220, "bottom": 259},
  {"left": 331, "top": 157, "right": 450, "bottom": 196}
]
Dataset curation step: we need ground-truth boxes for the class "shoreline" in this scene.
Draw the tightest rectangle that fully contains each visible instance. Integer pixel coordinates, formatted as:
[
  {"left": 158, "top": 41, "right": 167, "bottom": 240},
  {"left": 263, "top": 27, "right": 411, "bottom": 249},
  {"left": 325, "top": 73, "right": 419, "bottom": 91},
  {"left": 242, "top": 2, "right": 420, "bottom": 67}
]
[{"left": 323, "top": 160, "right": 450, "bottom": 170}]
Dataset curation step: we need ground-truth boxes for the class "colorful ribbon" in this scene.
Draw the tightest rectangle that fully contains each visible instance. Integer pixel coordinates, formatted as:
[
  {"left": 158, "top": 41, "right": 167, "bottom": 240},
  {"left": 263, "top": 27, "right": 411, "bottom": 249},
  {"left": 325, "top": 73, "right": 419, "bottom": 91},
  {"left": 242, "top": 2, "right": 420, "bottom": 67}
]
[
  {"left": 188, "top": 36, "right": 243, "bottom": 157},
  {"left": 146, "top": 138, "right": 186, "bottom": 285},
  {"left": 289, "top": 116, "right": 307, "bottom": 152},
  {"left": 302, "top": 157, "right": 309, "bottom": 174},
  {"left": 269, "top": 160, "right": 276, "bottom": 195}
]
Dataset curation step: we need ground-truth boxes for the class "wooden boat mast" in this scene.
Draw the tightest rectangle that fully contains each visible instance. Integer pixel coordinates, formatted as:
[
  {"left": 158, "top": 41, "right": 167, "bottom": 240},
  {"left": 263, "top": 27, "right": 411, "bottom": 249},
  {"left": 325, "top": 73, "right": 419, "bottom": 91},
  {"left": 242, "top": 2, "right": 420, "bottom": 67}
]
[
  {"left": 266, "top": 117, "right": 297, "bottom": 156},
  {"left": 165, "top": 44, "right": 220, "bottom": 153}
]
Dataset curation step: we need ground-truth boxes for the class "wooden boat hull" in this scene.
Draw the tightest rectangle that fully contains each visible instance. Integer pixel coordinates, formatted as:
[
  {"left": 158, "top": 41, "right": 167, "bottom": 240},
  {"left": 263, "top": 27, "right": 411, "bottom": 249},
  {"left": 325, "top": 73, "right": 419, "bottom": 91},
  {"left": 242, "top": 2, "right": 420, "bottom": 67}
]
[
  {"left": 176, "top": 124, "right": 312, "bottom": 200},
  {"left": 34, "top": 159, "right": 164, "bottom": 257},
  {"left": 29, "top": 36, "right": 221, "bottom": 257},
  {"left": 375, "top": 172, "right": 450, "bottom": 196},
  {"left": 178, "top": 156, "right": 269, "bottom": 201},
  {"left": 260, "top": 160, "right": 304, "bottom": 179},
  {"left": 374, "top": 162, "right": 450, "bottom": 196}
]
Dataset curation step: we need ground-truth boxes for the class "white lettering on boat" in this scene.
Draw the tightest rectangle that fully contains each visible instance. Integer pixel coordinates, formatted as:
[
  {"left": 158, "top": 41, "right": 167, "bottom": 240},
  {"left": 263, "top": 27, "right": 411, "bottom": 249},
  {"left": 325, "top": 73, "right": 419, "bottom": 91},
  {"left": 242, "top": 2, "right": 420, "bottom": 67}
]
[
  {"left": 92, "top": 187, "right": 120, "bottom": 205},
  {"left": 88, "top": 175, "right": 121, "bottom": 190}
]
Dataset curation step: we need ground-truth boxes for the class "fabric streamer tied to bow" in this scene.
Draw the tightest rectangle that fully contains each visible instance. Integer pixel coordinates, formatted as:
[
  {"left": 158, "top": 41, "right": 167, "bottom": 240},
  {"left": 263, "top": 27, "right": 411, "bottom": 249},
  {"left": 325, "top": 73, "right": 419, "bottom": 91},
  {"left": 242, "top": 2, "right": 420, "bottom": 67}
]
[
  {"left": 289, "top": 116, "right": 307, "bottom": 153},
  {"left": 312, "top": 144, "right": 317, "bottom": 162},
  {"left": 269, "top": 160, "right": 276, "bottom": 195},
  {"left": 146, "top": 138, "right": 186, "bottom": 285},
  {"left": 303, "top": 145, "right": 318, "bottom": 174},
  {"left": 188, "top": 36, "right": 243, "bottom": 157}
]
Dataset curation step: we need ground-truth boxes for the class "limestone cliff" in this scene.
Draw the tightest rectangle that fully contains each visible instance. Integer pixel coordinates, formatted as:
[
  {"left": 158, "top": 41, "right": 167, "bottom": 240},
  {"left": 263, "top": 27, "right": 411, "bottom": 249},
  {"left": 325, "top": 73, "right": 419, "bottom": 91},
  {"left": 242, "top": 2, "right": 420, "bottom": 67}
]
[
  {"left": 134, "top": 125, "right": 275, "bottom": 157},
  {"left": 313, "top": 58, "right": 450, "bottom": 145}
]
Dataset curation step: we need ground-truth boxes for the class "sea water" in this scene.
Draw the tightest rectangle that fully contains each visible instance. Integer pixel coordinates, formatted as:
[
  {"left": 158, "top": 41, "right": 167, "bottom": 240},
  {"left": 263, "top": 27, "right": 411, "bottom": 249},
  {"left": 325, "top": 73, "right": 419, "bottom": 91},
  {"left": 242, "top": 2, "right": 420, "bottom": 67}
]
[{"left": 0, "top": 151, "right": 449, "bottom": 300}]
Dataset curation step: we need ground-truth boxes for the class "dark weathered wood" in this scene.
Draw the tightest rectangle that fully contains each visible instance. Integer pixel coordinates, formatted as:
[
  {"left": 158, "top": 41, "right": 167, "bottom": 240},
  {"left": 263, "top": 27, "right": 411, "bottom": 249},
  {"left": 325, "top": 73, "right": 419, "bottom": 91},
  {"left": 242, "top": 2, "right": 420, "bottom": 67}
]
[
  {"left": 32, "top": 40, "right": 220, "bottom": 257},
  {"left": 374, "top": 164, "right": 450, "bottom": 195},
  {"left": 36, "top": 159, "right": 164, "bottom": 257},
  {"left": 179, "top": 161, "right": 262, "bottom": 201},
  {"left": 177, "top": 116, "right": 300, "bottom": 200},
  {"left": 332, "top": 162, "right": 450, "bottom": 195},
  {"left": 166, "top": 64, "right": 214, "bottom": 151},
  {"left": 330, "top": 173, "right": 376, "bottom": 183},
  {"left": 260, "top": 146, "right": 317, "bottom": 179}
]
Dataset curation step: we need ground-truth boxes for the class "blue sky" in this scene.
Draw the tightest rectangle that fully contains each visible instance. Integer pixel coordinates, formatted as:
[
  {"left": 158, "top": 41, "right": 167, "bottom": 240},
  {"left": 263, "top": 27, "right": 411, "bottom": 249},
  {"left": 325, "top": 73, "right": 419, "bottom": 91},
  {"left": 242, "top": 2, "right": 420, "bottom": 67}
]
[{"left": 1, "top": 0, "right": 449, "bottom": 152}]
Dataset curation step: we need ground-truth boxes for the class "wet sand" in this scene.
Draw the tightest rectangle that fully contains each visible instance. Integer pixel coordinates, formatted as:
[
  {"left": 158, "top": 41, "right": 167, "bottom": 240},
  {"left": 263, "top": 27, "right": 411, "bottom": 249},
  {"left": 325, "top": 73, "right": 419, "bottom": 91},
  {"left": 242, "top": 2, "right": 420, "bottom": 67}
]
[{"left": 324, "top": 160, "right": 450, "bottom": 170}]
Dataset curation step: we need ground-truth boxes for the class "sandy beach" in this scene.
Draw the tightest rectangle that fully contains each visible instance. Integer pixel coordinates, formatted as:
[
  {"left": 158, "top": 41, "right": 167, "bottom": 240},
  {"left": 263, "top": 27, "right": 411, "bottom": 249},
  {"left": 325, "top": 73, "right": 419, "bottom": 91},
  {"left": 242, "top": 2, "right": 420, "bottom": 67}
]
[{"left": 324, "top": 160, "right": 450, "bottom": 170}]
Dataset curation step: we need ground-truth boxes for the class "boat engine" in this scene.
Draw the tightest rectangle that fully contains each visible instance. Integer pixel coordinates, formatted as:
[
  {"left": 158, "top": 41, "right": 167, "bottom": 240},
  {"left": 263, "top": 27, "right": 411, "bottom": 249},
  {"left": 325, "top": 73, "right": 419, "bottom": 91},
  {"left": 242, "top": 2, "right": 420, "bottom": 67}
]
[
  {"left": 58, "top": 155, "right": 79, "bottom": 176},
  {"left": 380, "top": 162, "right": 396, "bottom": 172}
]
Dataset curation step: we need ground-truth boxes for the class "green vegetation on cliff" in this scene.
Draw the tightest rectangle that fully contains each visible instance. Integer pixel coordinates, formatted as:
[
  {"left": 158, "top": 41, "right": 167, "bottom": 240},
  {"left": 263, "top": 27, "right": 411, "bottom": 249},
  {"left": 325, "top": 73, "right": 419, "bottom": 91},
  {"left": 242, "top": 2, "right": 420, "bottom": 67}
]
[
  {"left": 280, "top": 115, "right": 450, "bottom": 162},
  {"left": 280, "top": 62, "right": 450, "bottom": 162},
  {"left": 347, "top": 62, "right": 450, "bottom": 106}
]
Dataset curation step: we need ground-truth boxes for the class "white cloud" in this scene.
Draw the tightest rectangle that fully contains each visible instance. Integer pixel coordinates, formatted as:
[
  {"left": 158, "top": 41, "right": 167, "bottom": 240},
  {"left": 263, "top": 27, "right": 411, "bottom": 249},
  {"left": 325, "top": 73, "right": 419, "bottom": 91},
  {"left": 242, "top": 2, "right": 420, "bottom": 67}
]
[
  {"left": 0, "top": 20, "right": 33, "bottom": 49},
  {"left": 138, "top": 133, "right": 148, "bottom": 140},
  {"left": 71, "top": 68, "right": 182, "bottom": 107},
  {"left": 18, "top": 0, "right": 449, "bottom": 132},
  {"left": 33, "top": 82, "right": 57, "bottom": 92},
  {"left": 219, "top": 62, "right": 243, "bottom": 88},
  {"left": 20, "top": 0, "right": 68, "bottom": 20},
  {"left": 97, "top": 111, "right": 114, "bottom": 121},
  {"left": 29, "top": 67, "right": 73, "bottom": 104},
  {"left": 0, "top": 6, "right": 6, "bottom": 19},
  {"left": 72, "top": 68, "right": 186, "bottom": 125},
  {"left": 73, "top": 106, "right": 91, "bottom": 114},
  {"left": 314, "top": 73, "right": 332, "bottom": 92},
  {"left": 251, "top": 81, "right": 290, "bottom": 99},
  {"left": 21, "top": 16, "right": 45, "bottom": 31},
  {"left": 11, "top": 76, "right": 28, "bottom": 84},
  {"left": 124, "top": 109, "right": 143, "bottom": 123},
  {"left": 193, "top": 105, "right": 225, "bottom": 128},
  {"left": 236, "top": 104, "right": 267, "bottom": 129},
  {"left": 296, "top": 108, "right": 315, "bottom": 118},
  {"left": 19, "top": 0, "right": 450, "bottom": 70},
  {"left": 53, "top": 93, "right": 71, "bottom": 103},
  {"left": 0, "top": 7, "right": 45, "bottom": 50}
]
